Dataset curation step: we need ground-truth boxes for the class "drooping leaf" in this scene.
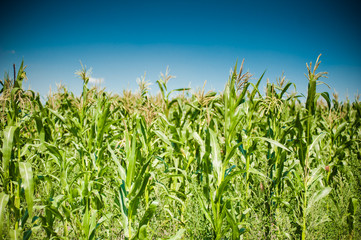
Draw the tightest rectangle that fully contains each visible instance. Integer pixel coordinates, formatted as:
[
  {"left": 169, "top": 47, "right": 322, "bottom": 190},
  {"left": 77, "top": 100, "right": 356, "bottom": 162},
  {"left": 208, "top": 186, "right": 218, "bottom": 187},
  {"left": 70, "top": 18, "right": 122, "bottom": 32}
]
[
  {"left": 254, "top": 137, "right": 291, "bottom": 152},
  {"left": 307, "top": 187, "right": 332, "bottom": 212}
]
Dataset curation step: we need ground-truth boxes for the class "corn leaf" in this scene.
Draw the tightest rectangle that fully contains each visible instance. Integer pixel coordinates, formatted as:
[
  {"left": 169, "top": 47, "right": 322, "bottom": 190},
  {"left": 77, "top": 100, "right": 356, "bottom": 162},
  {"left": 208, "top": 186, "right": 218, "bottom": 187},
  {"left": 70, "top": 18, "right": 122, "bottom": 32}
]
[
  {"left": 0, "top": 192, "right": 9, "bottom": 237},
  {"left": 209, "top": 129, "right": 222, "bottom": 185},
  {"left": 2, "top": 125, "right": 18, "bottom": 178},
  {"left": 19, "top": 162, "right": 34, "bottom": 217},
  {"left": 254, "top": 137, "right": 291, "bottom": 152}
]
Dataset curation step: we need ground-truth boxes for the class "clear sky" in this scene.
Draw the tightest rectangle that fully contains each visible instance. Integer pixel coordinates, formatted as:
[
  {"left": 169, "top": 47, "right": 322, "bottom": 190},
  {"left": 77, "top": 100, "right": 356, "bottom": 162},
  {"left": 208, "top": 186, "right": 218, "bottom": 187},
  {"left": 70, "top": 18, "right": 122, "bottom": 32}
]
[{"left": 1, "top": 0, "right": 360, "bottom": 101}]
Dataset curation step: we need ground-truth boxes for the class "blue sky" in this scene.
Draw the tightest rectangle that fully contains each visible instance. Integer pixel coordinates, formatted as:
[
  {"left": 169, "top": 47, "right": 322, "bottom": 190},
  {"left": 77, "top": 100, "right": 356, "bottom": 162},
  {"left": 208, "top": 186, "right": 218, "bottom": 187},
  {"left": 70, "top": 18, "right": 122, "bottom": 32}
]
[{"left": 1, "top": 0, "right": 360, "bottom": 101}]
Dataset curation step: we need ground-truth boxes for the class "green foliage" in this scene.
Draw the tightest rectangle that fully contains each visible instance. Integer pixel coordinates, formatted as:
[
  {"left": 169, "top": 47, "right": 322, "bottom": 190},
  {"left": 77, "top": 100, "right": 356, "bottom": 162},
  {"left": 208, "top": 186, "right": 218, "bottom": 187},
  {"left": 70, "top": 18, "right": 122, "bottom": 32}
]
[{"left": 0, "top": 57, "right": 360, "bottom": 239}]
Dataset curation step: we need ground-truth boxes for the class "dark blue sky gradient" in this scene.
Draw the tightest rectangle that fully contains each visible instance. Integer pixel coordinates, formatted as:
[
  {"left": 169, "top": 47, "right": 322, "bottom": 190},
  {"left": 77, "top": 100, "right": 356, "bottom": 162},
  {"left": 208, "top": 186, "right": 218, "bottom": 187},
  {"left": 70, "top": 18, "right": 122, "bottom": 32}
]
[{"left": 1, "top": 0, "right": 360, "bottom": 99}]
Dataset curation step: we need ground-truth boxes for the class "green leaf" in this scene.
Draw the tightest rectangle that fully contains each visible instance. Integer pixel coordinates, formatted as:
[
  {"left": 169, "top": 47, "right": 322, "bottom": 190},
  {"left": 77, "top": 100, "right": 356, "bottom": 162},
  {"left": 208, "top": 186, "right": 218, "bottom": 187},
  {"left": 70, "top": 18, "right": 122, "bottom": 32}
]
[
  {"left": 137, "top": 225, "right": 148, "bottom": 240},
  {"left": 254, "top": 137, "right": 291, "bottom": 152},
  {"left": 307, "top": 187, "right": 332, "bottom": 212},
  {"left": 347, "top": 197, "right": 358, "bottom": 233},
  {"left": 128, "top": 159, "right": 152, "bottom": 199},
  {"left": 108, "top": 145, "right": 126, "bottom": 181},
  {"left": 166, "top": 194, "right": 185, "bottom": 208},
  {"left": 333, "top": 122, "right": 347, "bottom": 142},
  {"left": 197, "top": 193, "right": 214, "bottom": 229},
  {"left": 306, "top": 167, "right": 322, "bottom": 189},
  {"left": 139, "top": 201, "right": 158, "bottom": 227},
  {"left": 83, "top": 204, "right": 90, "bottom": 238},
  {"left": 10, "top": 228, "right": 21, "bottom": 240},
  {"left": 215, "top": 170, "right": 244, "bottom": 203},
  {"left": 249, "top": 72, "right": 265, "bottom": 101},
  {"left": 192, "top": 132, "right": 205, "bottom": 160},
  {"left": 2, "top": 125, "right": 18, "bottom": 179},
  {"left": 126, "top": 132, "right": 137, "bottom": 191},
  {"left": 19, "top": 162, "right": 34, "bottom": 216},
  {"left": 321, "top": 92, "right": 331, "bottom": 109},
  {"left": 47, "top": 205, "right": 64, "bottom": 220},
  {"left": 309, "top": 133, "right": 325, "bottom": 152},
  {"left": 209, "top": 129, "right": 222, "bottom": 185},
  {"left": 0, "top": 192, "right": 9, "bottom": 237},
  {"left": 226, "top": 208, "right": 240, "bottom": 240},
  {"left": 132, "top": 201, "right": 158, "bottom": 239},
  {"left": 44, "top": 142, "right": 63, "bottom": 167},
  {"left": 48, "top": 108, "right": 66, "bottom": 123},
  {"left": 224, "top": 142, "right": 242, "bottom": 167},
  {"left": 88, "top": 210, "right": 103, "bottom": 240},
  {"left": 167, "top": 229, "right": 186, "bottom": 240},
  {"left": 249, "top": 167, "right": 268, "bottom": 180},
  {"left": 167, "top": 88, "right": 191, "bottom": 99},
  {"left": 154, "top": 130, "right": 172, "bottom": 147},
  {"left": 279, "top": 82, "right": 293, "bottom": 99},
  {"left": 23, "top": 229, "right": 32, "bottom": 240},
  {"left": 128, "top": 173, "right": 151, "bottom": 217}
]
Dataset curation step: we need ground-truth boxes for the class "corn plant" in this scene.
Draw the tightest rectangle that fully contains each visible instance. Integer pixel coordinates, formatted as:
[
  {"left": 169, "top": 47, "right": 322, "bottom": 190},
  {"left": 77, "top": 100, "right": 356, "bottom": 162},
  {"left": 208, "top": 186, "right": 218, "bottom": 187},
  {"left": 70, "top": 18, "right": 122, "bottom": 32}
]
[{"left": 1, "top": 57, "right": 360, "bottom": 239}]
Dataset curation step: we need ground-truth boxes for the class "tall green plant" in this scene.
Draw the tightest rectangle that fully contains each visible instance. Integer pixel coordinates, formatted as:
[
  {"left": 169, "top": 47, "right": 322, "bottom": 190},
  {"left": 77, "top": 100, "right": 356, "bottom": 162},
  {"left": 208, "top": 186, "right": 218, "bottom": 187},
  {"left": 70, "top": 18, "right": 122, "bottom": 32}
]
[{"left": 296, "top": 54, "right": 331, "bottom": 239}]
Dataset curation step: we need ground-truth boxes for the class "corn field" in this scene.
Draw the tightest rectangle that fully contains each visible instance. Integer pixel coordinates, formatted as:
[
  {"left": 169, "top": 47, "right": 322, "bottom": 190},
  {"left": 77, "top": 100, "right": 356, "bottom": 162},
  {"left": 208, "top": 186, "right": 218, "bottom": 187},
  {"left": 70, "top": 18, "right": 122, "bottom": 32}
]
[{"left": 1, "top": 56, "right": 360, "bottom": 239}]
